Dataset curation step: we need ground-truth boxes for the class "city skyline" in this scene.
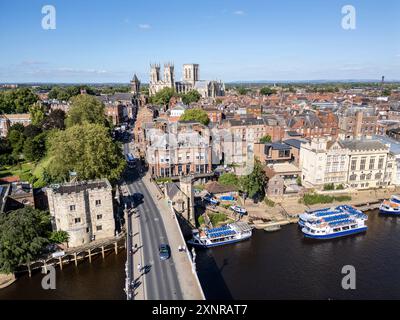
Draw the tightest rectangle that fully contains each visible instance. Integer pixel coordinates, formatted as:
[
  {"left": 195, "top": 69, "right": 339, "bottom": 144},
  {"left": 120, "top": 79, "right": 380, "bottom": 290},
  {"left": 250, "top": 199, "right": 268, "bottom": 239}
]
[{"left": 0, "top": 0, "right": 399, "bottom": 83}]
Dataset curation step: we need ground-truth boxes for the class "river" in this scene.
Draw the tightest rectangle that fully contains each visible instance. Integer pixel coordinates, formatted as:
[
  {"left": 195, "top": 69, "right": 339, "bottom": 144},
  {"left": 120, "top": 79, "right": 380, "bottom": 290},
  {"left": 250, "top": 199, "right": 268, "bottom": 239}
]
[{"left": 1, "top": 209, "right": 399, "bottom": 300}]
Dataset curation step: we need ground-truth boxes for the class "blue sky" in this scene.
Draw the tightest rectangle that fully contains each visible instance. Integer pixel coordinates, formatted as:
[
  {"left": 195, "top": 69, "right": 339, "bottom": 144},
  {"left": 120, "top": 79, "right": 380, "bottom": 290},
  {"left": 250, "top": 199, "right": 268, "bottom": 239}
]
[{"left": 0, "top": 0, "right": 399, "bottom": 83}]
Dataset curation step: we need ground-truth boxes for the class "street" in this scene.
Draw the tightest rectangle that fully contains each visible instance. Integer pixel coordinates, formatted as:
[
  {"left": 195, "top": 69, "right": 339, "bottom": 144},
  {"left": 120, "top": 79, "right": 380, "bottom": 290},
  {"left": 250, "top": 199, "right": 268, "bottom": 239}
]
[{"left": 123, "top": 142, "right": 183, "bottom": 300}]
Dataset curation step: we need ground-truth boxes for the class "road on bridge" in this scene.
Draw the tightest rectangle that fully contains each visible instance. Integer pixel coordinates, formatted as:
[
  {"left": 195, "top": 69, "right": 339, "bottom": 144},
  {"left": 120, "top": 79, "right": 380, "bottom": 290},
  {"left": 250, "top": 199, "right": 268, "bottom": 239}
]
[{"left": 123, "top": 142, "right": 183, "bottom": 300}]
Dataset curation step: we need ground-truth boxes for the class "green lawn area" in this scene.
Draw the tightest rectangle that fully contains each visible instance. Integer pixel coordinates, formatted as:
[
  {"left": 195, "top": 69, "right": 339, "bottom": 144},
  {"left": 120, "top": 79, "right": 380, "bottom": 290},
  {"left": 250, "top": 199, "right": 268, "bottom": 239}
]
[
  {"left": 0, "top": 162, "right": 34, "bottom": 180},
  {"left": 0, "top": 156, "right": 52, "bottom": 188},
  {"left": 302, "top": 193, "right": 352, "bottom": 206},
  {"left": 209, "top": 212, "right": 231, "bottom": 226}
]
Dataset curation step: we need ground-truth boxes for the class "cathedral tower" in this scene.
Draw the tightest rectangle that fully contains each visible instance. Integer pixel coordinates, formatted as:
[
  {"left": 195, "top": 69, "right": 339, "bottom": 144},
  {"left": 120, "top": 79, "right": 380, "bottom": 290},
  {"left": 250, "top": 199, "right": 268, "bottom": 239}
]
[
  {"left": 163, "top": 63, "right": 175, "bottom": 87},
  {"left": 183, "top": 64, "right": 199, "bottom": 85},
  {"left": 150, "top": 63, "right": 160, "bottom": 84}
]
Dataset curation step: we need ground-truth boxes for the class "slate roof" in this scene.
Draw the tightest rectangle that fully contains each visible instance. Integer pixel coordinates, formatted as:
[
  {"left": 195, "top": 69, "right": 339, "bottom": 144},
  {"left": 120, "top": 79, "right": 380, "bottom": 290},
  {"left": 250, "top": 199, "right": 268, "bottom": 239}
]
[
  {"left": 205, "top": 181, "right": 238, "bottom": 194},
  {"left": 340, "top": 139, "right": 387, "bottom": 151}
]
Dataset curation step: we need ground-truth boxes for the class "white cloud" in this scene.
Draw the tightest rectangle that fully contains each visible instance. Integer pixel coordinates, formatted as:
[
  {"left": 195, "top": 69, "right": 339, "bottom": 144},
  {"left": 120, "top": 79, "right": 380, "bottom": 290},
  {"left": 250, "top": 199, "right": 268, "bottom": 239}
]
[
  {"left": 138, "top": 24, "right": 151, "bottom": 29},
  {"left": 233, "top": 10, "right": 245, "bottom": 15}
]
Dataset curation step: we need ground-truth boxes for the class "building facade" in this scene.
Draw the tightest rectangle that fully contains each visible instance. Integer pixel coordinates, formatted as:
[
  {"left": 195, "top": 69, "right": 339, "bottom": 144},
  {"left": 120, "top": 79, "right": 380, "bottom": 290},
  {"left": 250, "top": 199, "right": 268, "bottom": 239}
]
[
  {"left": 46, "top": 179, "right": 115, "bottom": 248},
  {"left": 300, "top": 138, "right": 395, "bottom": 189}
]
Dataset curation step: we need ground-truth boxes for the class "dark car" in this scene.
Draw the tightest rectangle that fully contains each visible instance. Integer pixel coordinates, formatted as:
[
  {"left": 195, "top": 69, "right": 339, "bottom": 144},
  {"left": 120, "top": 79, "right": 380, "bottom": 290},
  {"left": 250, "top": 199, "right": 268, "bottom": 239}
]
[
  {"left": 132, "top": 193, "right": 144, "bottom": 206},
  {"left": 159, "top": 244, "right": 170, "bottom": 261}
]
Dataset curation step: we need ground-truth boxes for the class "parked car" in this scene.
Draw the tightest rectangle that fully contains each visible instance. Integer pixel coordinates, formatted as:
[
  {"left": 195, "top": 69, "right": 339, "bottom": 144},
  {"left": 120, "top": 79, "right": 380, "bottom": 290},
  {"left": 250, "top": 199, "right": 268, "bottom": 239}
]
[{"left": 159, "top": 244, "right": 170, "bottom": 260}]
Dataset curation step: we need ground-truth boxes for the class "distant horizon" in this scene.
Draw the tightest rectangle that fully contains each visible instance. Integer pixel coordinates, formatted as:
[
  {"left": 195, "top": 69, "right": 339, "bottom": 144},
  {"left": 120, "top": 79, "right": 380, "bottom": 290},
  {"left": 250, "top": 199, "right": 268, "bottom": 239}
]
[{"left": 1, "top": 79, "right": 400, "bottom": 86}]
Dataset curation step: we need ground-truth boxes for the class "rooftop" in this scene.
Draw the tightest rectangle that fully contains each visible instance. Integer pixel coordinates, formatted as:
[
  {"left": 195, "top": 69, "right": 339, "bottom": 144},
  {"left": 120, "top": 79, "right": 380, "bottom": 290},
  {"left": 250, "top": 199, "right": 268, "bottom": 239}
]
[{"left": 49, "top": 179, "right": 111, "bottom": 195}]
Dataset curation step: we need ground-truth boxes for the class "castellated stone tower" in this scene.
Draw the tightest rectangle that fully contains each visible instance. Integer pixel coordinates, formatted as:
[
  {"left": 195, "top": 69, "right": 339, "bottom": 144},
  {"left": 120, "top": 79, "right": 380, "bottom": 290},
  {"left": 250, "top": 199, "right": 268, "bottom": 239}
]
[
  {"left": 150, "top": 63, "right": 161, "bottom": 84},
  {"left": 179, "top": 175, "right": 195, "bottom": 225},
  {"left": 183, "top": 64, "right": 199, "bottom": 85},
  {"left": 163, "top": 62, "right": 175, "bottom": 87}
]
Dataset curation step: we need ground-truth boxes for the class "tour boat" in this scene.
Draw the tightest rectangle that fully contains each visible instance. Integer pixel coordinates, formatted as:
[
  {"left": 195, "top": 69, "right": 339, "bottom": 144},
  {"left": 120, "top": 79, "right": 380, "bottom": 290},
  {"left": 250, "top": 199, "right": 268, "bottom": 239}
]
[
  {"left": 379, "top": 195, "right": 400, "bottom": 215},
  {"left": 301, "top": 210, "right": 368, "bottom": 240},
  {"left": 187, "top": 222, "right": 252, "bottom": 248},
  {"left": 298, "top": 205, "right": 363, "bottom": 227},
  {"left": 230, "top": 205, "right": 247, "bottom": 215}
]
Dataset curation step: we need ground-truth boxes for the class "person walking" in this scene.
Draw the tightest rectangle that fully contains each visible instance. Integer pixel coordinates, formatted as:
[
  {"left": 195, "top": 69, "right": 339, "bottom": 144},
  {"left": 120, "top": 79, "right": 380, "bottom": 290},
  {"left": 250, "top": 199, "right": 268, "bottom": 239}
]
[{"left": 137, "top": 263, "right": 141, "bottom": 273}]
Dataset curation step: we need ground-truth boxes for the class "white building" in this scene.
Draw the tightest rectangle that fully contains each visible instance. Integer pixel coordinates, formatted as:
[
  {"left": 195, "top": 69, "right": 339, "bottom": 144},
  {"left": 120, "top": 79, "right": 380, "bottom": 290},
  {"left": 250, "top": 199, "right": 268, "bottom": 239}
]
[{"left": 300, "top": 138, "right": 396, "bottom": 189}]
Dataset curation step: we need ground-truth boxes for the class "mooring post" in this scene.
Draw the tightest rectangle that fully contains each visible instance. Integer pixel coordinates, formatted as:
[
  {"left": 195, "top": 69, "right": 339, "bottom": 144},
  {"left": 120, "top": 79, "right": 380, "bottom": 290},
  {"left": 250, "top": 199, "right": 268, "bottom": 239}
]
[
  {"left": 88, "top": 249, "right": 92, "bottom": 263},
  {"left": 115, "top": 242, "right": 118, "bottom": 255},
  {"left": 74, "top": 252, "right": 78, "bottom": 266},
  {"left": 27, "top": 263, "right": 32, "bottom": 278},
  {"left": 102, "top": 246, "right": 105, "bottom": 259},
  {"left": 43, "top": 261, "right": 47, "bottom": 274},
  {"left": 59, "top": 257, "right": 63, "bottom": 270}
]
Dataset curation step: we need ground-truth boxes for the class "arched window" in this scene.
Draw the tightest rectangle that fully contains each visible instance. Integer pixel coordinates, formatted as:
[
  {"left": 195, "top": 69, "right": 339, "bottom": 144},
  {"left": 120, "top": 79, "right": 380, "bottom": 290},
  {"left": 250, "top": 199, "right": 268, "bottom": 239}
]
[{"left": 350, "top": 174, "right": 357, "bottom": 181}]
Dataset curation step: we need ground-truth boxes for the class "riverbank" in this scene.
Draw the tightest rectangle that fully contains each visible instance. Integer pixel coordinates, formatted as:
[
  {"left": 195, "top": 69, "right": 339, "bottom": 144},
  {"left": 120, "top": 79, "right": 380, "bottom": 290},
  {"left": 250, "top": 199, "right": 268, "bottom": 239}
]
[{"left": 0, "top": 274, "right": 16, "bottom": 289}]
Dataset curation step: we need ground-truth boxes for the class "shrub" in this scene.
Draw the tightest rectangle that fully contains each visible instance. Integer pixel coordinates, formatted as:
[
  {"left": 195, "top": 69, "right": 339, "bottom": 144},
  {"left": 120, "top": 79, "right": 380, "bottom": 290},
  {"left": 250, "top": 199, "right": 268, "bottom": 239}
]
[
  {"left": 323, "top": 183, "right": 335, "bottom": 191},
  {"left": 336, "top": 184, "right": 345, "bottom": 190},
  {"left": 264, "top": 198, "right": 275, "bottom": 207}
]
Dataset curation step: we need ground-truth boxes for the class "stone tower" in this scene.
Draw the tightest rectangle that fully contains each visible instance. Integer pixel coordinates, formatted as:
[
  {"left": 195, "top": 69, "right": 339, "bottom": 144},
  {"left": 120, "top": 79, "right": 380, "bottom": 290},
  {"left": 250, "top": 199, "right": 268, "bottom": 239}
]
[
  {"left": 130, "top": 74, "right": 141, "bottom": 95},
  {"left": 183, "top": 64, "right": 199, "bottom": 85},
  {"left": 163, "top": 63, "right": 174, "bottom": 87},
  {"left": 179, "top": 175, "right": 195, "bottom": 225},
  {"left": 150, "top": 63, "right": 160, "bottom": 84}
]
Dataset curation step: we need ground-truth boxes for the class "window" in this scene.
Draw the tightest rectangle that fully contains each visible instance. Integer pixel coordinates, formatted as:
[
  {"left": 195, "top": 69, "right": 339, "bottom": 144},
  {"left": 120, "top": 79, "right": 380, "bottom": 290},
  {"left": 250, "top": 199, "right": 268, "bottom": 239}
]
[
  {"left": 349, "top": 174, "right": 357, "bottom": 181},
  {"left": 70, "top": 205, "right": 76, "bottom": 211},
  {"left": 378, "top": 157, "right": 384, "bottom": 169},
  {"left": 96, "top": 225, "right": 102, "bottom": 231},
  {"left": 95, "top": 200, "right": 101, "bottom": 206},
  {"left": 97, "top": 214, "right": 102, "bottom": 220},
  {"left": 369, "top": 157, "right": 375, "bottom": 170},
  {"left": 360, "top": 157, "right": 366, "bottom": 170},
  {"left": 360, "top": 174, "right": 366, "bottom": 180},
  {"left": 351, "top": 159, "right": 357, "bottom": 171},
  {"left": 74, "top": 218, "right": 81, "bottom": 224},
  {"left": 375, "top": 172, "right": 383, "bottom": 180}
]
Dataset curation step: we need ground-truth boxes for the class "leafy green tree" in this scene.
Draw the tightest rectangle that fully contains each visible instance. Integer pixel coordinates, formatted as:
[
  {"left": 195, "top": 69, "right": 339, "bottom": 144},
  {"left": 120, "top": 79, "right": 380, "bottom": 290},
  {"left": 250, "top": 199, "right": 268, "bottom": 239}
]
[
  {"left": 382, "top": 89, "right": 391, "bottom": 96},
  {"left": 23, "top": 132, "right": 47, "bottom": 162},
  {"left": 23, "top": 124, "right": 42, "bottom": 138},
  {"left": 180, "top": 108, "right": 210, "bottom": 125},
  {"left": 7, "top": 128, "right": 25, "bottom": 157},
  {"left": 218, "top": 173, "right": 239, "bottom": 186},
  {"left": 29, "top": 102, "right": 46, "bottom": 126},
  {"left": 42, "top": 109, "right": 66, "bottom": 130},
  {"left": 65, "top": 95, "right": 108, "bottom": 128},
  {"left": 0, "top": 138, "right": 14, "bottom": 166},
  {"left": 239, "top": 158, "right": 266, "bottom": 199},
  {"left": 180, "top": 90, "right": 202, "bottom": 105},
  {"left": 0, "top": 88, "right": 38, "bottom": 114},
  {"left": 150, "top": 87, "right": 176, "bottom": 106},
  {"left": 260, "top": 87, "right": 277, "bottom": 96},
  {"left": 0, "top": 208, "right": 50, "bottom": 273},
  {"left": 260, "top": 135, "right": 272, "bottom": 143},
  {"left": 47, "top": 123, "right": 126, "bottom": 182},
  {"left": 237, "top": 87, "right": 249, "bottom": 95},
  {"left": 49, "top": 230, "right": 69, "bottom": 244}
]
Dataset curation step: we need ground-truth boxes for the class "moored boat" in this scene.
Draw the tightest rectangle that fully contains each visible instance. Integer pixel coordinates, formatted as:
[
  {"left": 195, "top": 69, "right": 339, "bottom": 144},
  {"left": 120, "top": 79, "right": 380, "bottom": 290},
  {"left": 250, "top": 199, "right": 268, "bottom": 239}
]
[
  {"left": 379, "top": 195, "right": 400, "bottom": 215},
  {"left": 187, "top": 222, "right": 252, "bottom": 248},
  {"left": 301, "top": 210, "right": 368, "bottom": 240}
]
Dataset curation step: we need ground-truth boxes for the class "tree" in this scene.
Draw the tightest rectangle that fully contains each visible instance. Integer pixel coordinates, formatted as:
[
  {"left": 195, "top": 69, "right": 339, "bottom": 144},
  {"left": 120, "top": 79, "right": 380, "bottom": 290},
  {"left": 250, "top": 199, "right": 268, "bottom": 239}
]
[
  {"left": 29, "top": 102, "right": 46, "bottom": 126},
  {"left": 218, "top": 173, "right": 239, "bottom": 186},
  {"left": 42, "top": 109, "right": 66, "bottom": 130},
  {"left": 0, "top": 138, "right": 14, "bottom": 166},
  {"left": 23, "top": 124, "right": 42, "bottom": 138},
  {"left": 382, "top": 89, "right": 391, "bottom": 96},
  {"left": 180, "top": 90, "right": 202, "bottom": 105},
  {"left": 150, "top": 87, "right": 176, "bottom": 106},
  {"left": 0, "top": 88, "right": 38, "bottom": 114},
  {"left": 0, "top": 208, "right": 50, "bottom": 273},
  {"left": 237, "top": 87, "right": 249, "bottom": 95},
  {"left": 180, "top": 108, "right": 210, "bottom": 125},
  {"left": 65, "top": 95, "right": 108, "bottom": 128},
  {"left": 7, "top": 128, "right": 25, "bottom": 157},
  {"left": 47, "top": 123, "right": 126, "bottom": 182},
  {"left": 23, "top": 132, "right": 47, "bottom": 162},
  {"left": 239, "top": 158, "right": 266, "bottom": 199},
  {"left": 260, "top": 87, "right": 277, "bottom": 96},
  {"left": 49, "top": 230, "right": 69, "bottom": 244},
  {"left": 259, "top": 135, "right": 272, "bottom": 143}
]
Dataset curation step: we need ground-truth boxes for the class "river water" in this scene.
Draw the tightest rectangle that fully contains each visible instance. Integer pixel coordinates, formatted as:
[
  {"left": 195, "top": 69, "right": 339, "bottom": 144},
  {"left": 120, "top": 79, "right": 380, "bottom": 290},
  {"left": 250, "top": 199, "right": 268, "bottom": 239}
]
[{"left": 1, "top": 210, "right": 399, "bottom": 300}]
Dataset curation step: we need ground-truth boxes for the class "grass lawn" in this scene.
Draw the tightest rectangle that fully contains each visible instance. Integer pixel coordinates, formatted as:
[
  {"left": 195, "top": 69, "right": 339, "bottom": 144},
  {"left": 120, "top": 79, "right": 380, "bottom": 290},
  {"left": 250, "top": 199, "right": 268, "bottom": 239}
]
[{"left": 0, "top": 162, "right": 34, "bottom": 179}]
